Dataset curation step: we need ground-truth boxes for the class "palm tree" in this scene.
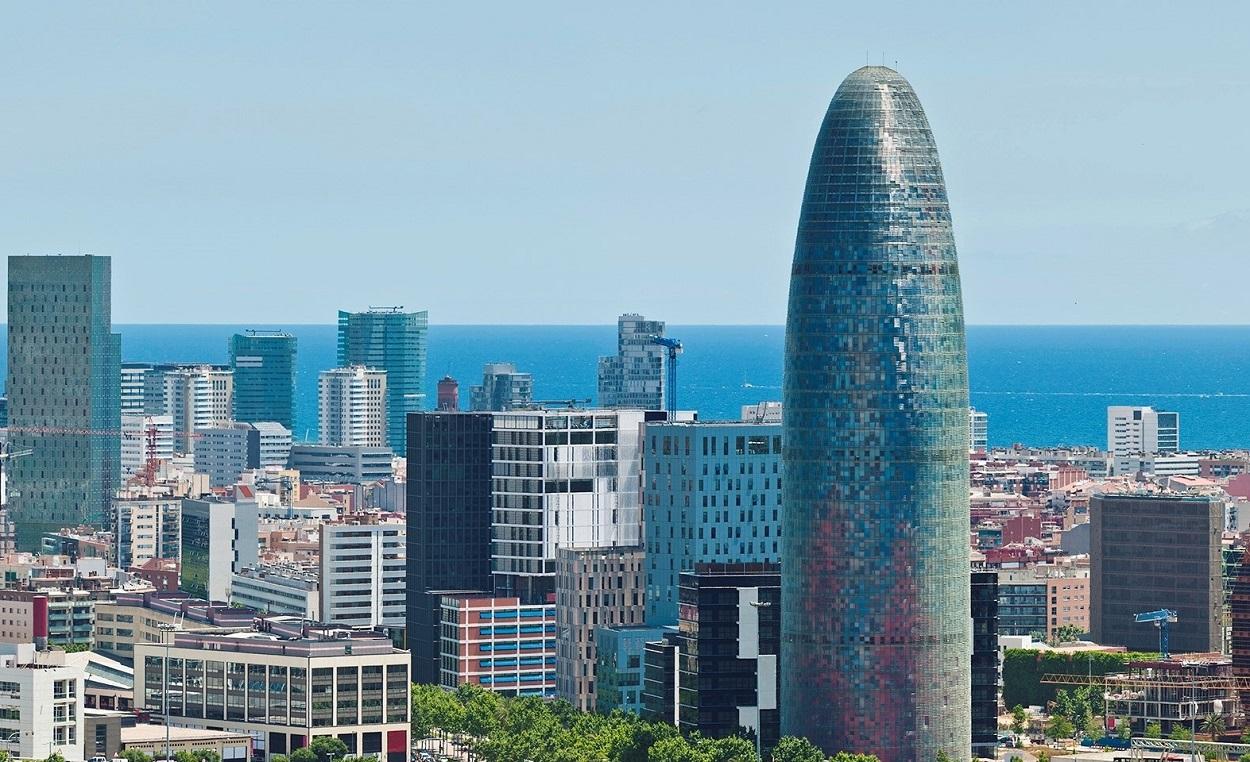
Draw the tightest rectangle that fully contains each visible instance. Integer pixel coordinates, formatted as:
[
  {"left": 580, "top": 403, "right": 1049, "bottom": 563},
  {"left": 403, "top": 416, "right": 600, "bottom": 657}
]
[{"left": 1202, "top": 713, "right": 1227, "bottom": 740}]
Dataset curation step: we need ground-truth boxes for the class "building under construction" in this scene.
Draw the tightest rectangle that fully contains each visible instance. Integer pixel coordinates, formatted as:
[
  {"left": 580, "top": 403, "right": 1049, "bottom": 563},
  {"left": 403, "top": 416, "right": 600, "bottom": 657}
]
[{"left": 1103, "top": 656, "right": 1241, "bottom": 736}]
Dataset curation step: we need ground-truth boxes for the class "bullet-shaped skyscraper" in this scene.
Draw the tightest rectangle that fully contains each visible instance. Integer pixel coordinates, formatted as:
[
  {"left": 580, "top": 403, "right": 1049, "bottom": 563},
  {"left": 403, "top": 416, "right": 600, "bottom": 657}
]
[{"left": 782, "top": 67, "right": 971, "bottom": 760}]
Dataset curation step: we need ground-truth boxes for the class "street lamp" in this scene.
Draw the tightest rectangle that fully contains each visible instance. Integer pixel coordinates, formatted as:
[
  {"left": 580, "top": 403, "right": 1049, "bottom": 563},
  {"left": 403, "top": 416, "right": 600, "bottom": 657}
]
[{"left": 157, "top": 623, "right": 178, "bottom": 762}]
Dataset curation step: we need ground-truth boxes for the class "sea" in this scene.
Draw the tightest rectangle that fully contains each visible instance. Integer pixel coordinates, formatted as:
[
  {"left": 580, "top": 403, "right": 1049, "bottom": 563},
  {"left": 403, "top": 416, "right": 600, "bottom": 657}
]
[{"left": 2, "top": 324, "right": 1248, "bottom": 450}]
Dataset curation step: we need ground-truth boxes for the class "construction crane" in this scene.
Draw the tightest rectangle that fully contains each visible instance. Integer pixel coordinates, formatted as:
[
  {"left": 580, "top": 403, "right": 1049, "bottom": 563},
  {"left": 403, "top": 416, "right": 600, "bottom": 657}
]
[
  {"left": 9, "top": 423, "right": 196, "bottom": 487},
  {"left": 1135, "top": 608, "right": 1179, "bottom": 659},
  {"left": 648, "top": 335, "right": 683, "bottom": 415}
]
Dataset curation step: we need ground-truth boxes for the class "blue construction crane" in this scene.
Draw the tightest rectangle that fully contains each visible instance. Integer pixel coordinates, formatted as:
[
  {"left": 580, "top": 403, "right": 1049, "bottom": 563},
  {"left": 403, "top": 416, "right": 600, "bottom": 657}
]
[
  {"left": 1134, "top": 609, "right": 1178, "bottom": 659},
  {"left": 649, "top": 336, "right": 683, "bottom": 414}
]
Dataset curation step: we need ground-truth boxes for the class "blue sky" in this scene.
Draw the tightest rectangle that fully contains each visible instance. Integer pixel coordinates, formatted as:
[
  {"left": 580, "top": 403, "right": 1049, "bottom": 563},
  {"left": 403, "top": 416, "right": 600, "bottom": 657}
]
[{"left": 2, "top": 2, "right": 1248, "bottom": 324}]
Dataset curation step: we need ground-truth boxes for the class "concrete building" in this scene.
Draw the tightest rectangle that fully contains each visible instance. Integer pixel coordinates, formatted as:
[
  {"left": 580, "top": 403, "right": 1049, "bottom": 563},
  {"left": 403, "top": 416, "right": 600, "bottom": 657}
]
[
  {"left": 0, "top": 644, "right": 86, "bottom": 761},
  {"left": 164, "top": 365, "right": 234, "bottom": 454},
  {"left": 782, "top": 66, "right": 970, "bottom": 759},
  {"left": 181, "top": 498, "right": 256, "bottom": 601},
  {"left": 288, "top": 445, "right": 392, "bottom": 484},
  {"left": 121, "top": 414, "right": 175, "bottom": 478},
  {"left": 195, "top": 422, "right": 293, "bottom": 487},
  {"left": 597, "top": 314, "right": 669, "bottom": 411},
  {"left": 438, "top": 593, "right": 556, "bottom": 698},
  {"left": 230, "top": 565, "right": 320, "bottom": 618},
  {"left": 1091, "top": 493, "right": 1223, "bottom": 653},
  {"left": 970, "top": 407, "right": 989, "bottom": 454},
  {"left": 7, "top": 254, "right": 121, "bottom": 548},
  {"left": 120, "top": 724, "right": 252, "bottom": 762},
  {"left": 642, "top": 563, "right": 780, "bottom": 755},
  {"left": 1107, "top": 405, "right": 1181, "bottom": 476},
  {"left": 594, "top": 624, "right": 667, "bottom": 715},
  {"left": 435, "top": 376, "right": 458, "bottom": 412},
  {"left": 554, "top": 546, "right": 645, "bottom": 711},
  {"left": 0, "top": 590, "right": 95, "bottom": 648},
  {"left": 136, "top": 619, "right": 411, "bottom": 762},
  {"left": 337, "top": 307, "right": 428, "bottom": 455},
  {"left": 94, "top": 590, "right": 258, "bottom": 661},
  {"left": 997, "top": 565, "right": 1090, "bottom": 640},
  {"left": 740, "top": 402, "right": 782, "bottom": 424},
  {"left": 468, "top": 362, "right": 533, "bottom": 412},
  {"left": 318, "top": 515, "right": 405, "bottom": 629},
  {"left": 230, "top": 331, "right": 297, "bottom": 431},
  {"left": 405, "top": 412, "right": 495, "bottom": 686},
  {"left": 114, "top": 497, "right": 181, "bottom": 569},
  {"left": 319, "top": 366, "right": 388, "bottom": 448},
  {"left": 641, "top": 420, "right": 782, "bottom": 626}
]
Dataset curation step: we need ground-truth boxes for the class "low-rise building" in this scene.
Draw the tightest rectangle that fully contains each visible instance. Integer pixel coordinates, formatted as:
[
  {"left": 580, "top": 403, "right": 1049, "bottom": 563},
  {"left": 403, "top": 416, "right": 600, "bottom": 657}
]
[
  {"left": 94, "top": 590, "right": 258, "bottom": 662},
  {"left": 120, "top": 723, "right": 252, "bottom": 761},
  {"left": 439, "top": 594, "right": 556, "bottom": 698},
  {"left": 594, "top": 625, "right": 667, "bottom": 715},
  {"left": 230, "top": 565, "right": 320, "bottom": 619},
  {"left": 0, "top": 643, "right": 86, "bottom": 761},
  {"left": 289, "top": 445, "right": 394, "bottom": 484},
  {"left": 135, "top": 619, "right": 411, "bottom": 762}
]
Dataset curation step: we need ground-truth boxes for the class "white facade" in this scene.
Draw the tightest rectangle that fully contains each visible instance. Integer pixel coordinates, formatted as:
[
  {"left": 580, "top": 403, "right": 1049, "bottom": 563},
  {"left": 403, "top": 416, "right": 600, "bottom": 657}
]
[
  {"left": 491, "top": 409, "right": 645, "bottom": 583},
  {"left": 252, "top": 421, "right": 292, "bottom": 467},
  {"left": 1135, "top": 452, "right": 1202, "bottom": 477},
  {"left": 164, "top": 366, "right": 234, "bottom": 453},
  {"left": 194, "top": 423, "right": 252, "bottom": 488},
  {"left": 229, "top": 565, "right": 319, "bottom": 618},
  {"left": 121, "top": 414, "right": 175, "bottom": 477},
  {"left": 0, "top": 644, "right": 85, "bottom": 762},
  {"left": 288, "top": 445, "right": 393, "bottom": 484},
  {"left": 318, "top": 366, "right": 388, "bottom": 447},
  {"left": 969, "top": 407, "right": 989, "bottom": 454},
  {"left": 114, "top": 497, "right": 181, "bottom": 568},
  {"left": 740, "top": 401, "right": 782, "bottom": 424},
  {"left": 319, "top": 517, "right": 406, "bottom": 628},
  {"left": 1107, "top": 405, "right": 1180, "bottom": 475}
]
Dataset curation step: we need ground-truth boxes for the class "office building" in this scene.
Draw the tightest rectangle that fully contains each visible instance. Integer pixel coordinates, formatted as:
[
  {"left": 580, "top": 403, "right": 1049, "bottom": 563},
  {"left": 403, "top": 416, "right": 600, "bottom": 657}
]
[
  {"left": 195, "top": 422, "right": 293, "bottom": 488},
  {"left": 597, "top": 314, "right": 669, "bottom": 410},
  {"left": 438, "top": 594, "right": 556, "bottom": 697},
  {"left": 594, "top": 624, "right": 667, "bottom": 715},
  {"left": 642, "top": 563, "right": 780, "bottom": 754},
  {"left": 7, "top": 254, "right": 121, "bottom": 548},
  {"left": 0, "top": 644, "right": 86, "bottom": 761},
  {"left": 1107, "top": 405, "right": 1181, "bottom": 475},
  {"left": 405, "top": 413, "right": 494, "bottom": 685},
  {"left": 1232, "top": 547, "right": 1250, "bottom": 711},
  {"left": 122, "top": 362, "right": 168, "bottom": 415},
  {"left": 0, "top": 590, "right": 95, "bottom": 647},
  {"left": 436, "top": 376, "right": 459, "bottom": 412},
  {"left": 288, "top": 444, "right": 392, "bottom": 483},
  {"left": 229, "top": 331, "right": 297, "bottom": 430},
  {"left": 1091, "top": 493, "right": 1223, "bottom": 653},
  {"left": 491, "top": 409, "right": 646, "bottom": 602},
  {"left": 114, "top": 497, "right": 181, "bottom": 569},
  {"left": 163, "top": 365, "right": 234, "bottom": 453},
  {"left": 554, "top": 546, "right": 645, "bottom": 711},
  {"left": 641, "top": 420, "right": 782, "bottom": 626},
  {"left": 229, "top": 565, "right": 320, "bottom": 618},
  {"left": 337, "top": 307, "right": 428, "bottom": 455},
  {"left": 319, "top": 514, "right": 406, "bottom": 628},
  {"left": 970, "top": 408, "right": 989, "bottom": 454},
  {"left": 181, "top": 498, "right": 251, "bottom": 601},
  {"left": 120, "top": 414, "right": 175, "bottom": 478},
  {"left": 319, "top": 366, "right": 388, "bottom": 447},
  {"left": 135, "top": 620, "right": 411, "bottom": 762},
  {"left": 468, "top": 362, "right": 533, "bottom": 412},
  {"left": 93, "top": 590, "right": 257, "bottom": 661},
  {"left": 781, "top": 66, "right": 971, "bottom": 759},
  {"left": 971, "top": 570, "right": 1000, "bottom": 759}
]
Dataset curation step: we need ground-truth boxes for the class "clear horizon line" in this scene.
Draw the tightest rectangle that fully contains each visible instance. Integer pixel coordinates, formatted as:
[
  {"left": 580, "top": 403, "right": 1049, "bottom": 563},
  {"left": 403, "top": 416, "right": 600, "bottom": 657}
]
[{"left": 83, "top": 321, "right": 1250, "bottom": 328}]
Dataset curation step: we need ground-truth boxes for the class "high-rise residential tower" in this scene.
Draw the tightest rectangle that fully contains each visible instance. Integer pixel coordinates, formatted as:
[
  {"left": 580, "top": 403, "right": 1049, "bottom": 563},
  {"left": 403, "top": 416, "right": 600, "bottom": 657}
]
[
  {"left": 229, "top": 330, "right": 297, "bottom": 429},
  {"left": 468, "top": 362, "right": 534, "bottom": 412},
  {"left": 318, "top": 366, "right": 388, "bottom": 448},
  {"left": 597, "top": 314, "right": 669, "bottom": 410},
  {"left": 337, "top": 307, "right": 428, "bottom": 455},
  {"left": 782, "top": 67, "right": 971, "bottom": 760},
  {"left": 7, "top": 255, "right": 121, "bottom": 548}
]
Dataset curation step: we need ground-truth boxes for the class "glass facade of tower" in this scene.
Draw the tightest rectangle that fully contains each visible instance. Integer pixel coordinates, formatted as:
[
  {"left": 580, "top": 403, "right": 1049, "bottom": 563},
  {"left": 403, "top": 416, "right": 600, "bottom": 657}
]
[
  {"left": 229, "top": 331, "right": 297, "bottom": 430},
  {"left": 782, "top": 67, "right": 971, "bottom": 761},
  {"left": 338, "top": 309, "right": 428, "bottom": 455},
  {"left": 7, "top": 255, "right": 121, "bottom": 549}
]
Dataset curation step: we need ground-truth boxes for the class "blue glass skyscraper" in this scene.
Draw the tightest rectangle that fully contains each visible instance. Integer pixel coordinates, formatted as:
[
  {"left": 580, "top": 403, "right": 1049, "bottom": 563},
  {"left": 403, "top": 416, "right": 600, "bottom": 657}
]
[
  {"left": 337, "top": 307, "right": 428, "bottom": 455},
  {"left": 229, "top": 330, "right": 297, "bottom": 430},
  {"left": 782, "top": 67, "right": 971, "bottom": 760}
]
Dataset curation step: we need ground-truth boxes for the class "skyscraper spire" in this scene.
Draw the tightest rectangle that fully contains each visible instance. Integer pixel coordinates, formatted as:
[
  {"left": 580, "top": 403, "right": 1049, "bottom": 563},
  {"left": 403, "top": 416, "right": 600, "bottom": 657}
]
[{"left": 782, "top": 66, "right": 972, "bottom": 760}]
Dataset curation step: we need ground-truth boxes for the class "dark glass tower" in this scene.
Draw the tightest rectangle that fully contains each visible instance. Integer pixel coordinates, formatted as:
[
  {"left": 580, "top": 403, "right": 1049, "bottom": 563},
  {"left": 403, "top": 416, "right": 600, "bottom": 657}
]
[
  {"left": 338, "top": 308, "right": 428, "bottom": 455},
  {"left": 782, "top": 66, "right": 971, "bottom": 760},
  {"left": 229, "top": 331, "right": 297, "bottom": 430}
]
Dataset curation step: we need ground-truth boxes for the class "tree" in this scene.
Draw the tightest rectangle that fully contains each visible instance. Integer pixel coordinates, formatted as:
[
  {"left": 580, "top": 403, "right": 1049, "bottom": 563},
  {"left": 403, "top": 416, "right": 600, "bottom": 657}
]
[
  {"left": 935, "top": 752, "right": 953, "bottom": 762},
  {"left": 1145, "top": 721, "right": 1163, "bottom": 739},
  {"left": 308, "top": 737, "right": 349, "bottom": 762},
  {"left": 1051, "top": 625, "right": 1085, "bottom": 645},
  {"left": 1084, "top": 713, "right": 1104, "bottom": 739},
  {"left": 828, "top": 754, "right": 879, "bottom": 762},
  {"left": 1170, "top": 725, "right": 1193, "bottom": 741},
  {"left": 290, "top": 748, "right": 317, "bottom": 762},
  {"left": 1238, "top": 754, "right": 1250, "bottom": 762},
  {"left": 1203, "top": 713, "right": 1227, "bottom": 740},
  {"left": 1010, "top": 705, "right": 1027, "bottom": 737},
  {"left": 270, "top": 757, "right": 289, "bottom": 762},
  {"left": 1116, "top": 717, "right": 1131, "bottom": 740},
  {"left": 121, "top": 751, "right": 154, "bottom": 762},
  {"left": 44, "top": 754, "right": 66, "bottom": 762},
  {"left": 769, "top": 737, "right": 825, "bottom": 762},
  {"left": 1046, "top": 714, "right": 1074, "bottom": 742}
]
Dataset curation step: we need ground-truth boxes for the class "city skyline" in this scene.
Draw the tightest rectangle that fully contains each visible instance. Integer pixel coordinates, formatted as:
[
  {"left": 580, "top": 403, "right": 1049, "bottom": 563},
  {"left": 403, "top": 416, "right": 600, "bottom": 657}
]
[{"left": 4, "top": 3, "right": 1250, "bottom": 324}]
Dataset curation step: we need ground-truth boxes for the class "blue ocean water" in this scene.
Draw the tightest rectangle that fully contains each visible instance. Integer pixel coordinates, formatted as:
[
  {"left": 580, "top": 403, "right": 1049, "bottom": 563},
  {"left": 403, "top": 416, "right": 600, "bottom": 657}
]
[{"left": 2, "top": 325, "right": 1248, "bottom": 449}]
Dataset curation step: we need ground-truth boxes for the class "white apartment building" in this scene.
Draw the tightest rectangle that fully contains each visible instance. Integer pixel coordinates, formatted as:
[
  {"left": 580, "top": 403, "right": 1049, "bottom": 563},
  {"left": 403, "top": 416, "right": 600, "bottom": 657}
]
[
  {"left": 319, "top": 366, "right": 388, "bottom": 448},
  {"left": 969, "top": 407, "right": 989, "bottom": 454},
  {"left": 164, "top": 366, "right": 234, "bottom": 453},
  {"left": 0, "top": 644, "right": 85, "bottom": 762},
  {"left": 1107, "top": 405, "right": 1180, "bottom": 475},
  {"left": 491, "top": 408, "right": 645, "bottom": 596},
  {"left": 114, "top": 497, "right": 181, "bottom": 569},
  {"left": 121, "top": 414, "right": 175, "bottom": 478},
  {"left": 319, "top": 515, "right": 405, "bottom": 628},
  {"left": 195, "top": 422, "right": 293, "bottom": 488},
  {"left": 229, "top": 565, "right": 320, "bottom": 618}
]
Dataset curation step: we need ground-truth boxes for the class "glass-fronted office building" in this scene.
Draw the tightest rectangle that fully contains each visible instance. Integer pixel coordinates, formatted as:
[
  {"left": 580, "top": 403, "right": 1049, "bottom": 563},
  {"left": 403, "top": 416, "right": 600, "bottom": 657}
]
[
  {"left": 338, "top": 308, "right": 428, "bottom": 455},
  {"left": 229, "top": 331, "right": 297, "bottom": 430},
  {"left": 782, "top": 66, "right": 971, "bottom": 761}
]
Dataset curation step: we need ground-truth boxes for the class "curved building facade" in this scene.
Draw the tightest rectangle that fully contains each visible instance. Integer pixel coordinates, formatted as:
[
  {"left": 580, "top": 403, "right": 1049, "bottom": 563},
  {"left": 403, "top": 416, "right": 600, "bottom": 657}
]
[{"left": 782, "top": 66, "right": 971, "bottom": 760}]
